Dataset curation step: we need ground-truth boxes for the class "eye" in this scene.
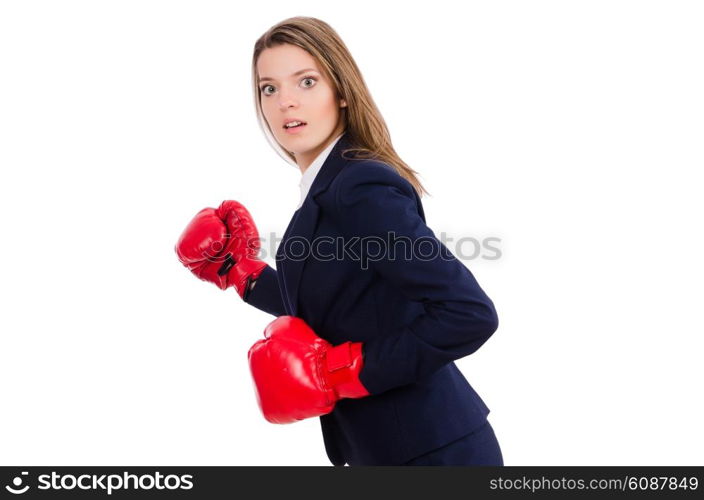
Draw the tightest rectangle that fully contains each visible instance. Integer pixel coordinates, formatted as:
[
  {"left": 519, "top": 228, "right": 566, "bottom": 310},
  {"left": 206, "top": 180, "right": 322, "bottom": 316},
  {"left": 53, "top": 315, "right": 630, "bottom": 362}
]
[
  {"left": 259, "top": 76, "right": 318, "bottom": 96},
  {"left": 301, "top": 76, "right": 317, "bottom": 88}
]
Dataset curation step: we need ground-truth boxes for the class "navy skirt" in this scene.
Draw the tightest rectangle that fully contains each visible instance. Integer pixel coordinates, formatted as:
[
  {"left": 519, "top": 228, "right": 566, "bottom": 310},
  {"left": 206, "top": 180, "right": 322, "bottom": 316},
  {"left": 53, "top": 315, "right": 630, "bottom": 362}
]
[{"left": 401, "top": 419, "right": 503, "bottom": 466}]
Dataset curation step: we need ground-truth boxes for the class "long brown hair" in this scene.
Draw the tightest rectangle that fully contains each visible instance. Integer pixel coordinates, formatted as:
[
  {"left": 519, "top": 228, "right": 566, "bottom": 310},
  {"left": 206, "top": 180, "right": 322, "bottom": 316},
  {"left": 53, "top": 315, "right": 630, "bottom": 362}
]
[{"left": 251, "top": 16, "right": 428, "bottom": 197}]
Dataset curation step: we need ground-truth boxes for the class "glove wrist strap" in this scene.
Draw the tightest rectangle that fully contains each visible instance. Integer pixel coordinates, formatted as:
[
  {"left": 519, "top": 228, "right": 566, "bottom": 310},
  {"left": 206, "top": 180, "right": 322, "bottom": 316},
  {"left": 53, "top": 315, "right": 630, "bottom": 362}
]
[
  {"left": 325, "top": 342, "right": 370, "bottom": 399},
  {"left": 228, "top": 257, "right": 266, "bottom": 299}
]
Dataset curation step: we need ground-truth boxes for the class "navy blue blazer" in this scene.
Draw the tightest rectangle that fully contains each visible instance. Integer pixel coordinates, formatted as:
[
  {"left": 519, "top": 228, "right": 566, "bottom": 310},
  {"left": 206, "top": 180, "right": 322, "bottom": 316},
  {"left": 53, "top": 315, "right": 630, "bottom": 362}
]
[{"left": 244, "top": 133, "right": 499, "bottom": 465}]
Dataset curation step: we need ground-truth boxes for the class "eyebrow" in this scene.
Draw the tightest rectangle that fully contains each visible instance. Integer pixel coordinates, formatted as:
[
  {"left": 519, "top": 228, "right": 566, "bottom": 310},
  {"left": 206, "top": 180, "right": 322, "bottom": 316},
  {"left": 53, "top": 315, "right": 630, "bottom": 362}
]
[{"left": 258, "top": 68, "right": 319, "bottom": 83}]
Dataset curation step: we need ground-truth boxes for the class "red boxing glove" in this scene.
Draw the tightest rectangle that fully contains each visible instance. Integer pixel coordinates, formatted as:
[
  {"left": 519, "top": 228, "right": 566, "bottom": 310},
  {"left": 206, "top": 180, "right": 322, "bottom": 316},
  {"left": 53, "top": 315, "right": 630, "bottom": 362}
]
[
  {"left": 248, "top": 316, "right": 370, "bottom": 424},
  {"left": 175, "top": 200, "right": 266, "bottom": 298}
]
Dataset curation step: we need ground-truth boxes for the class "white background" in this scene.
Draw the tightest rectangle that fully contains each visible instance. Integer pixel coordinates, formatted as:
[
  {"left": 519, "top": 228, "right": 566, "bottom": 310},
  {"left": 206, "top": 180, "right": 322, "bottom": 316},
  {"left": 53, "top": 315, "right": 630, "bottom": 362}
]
[{"left": 1, "top": 0, "right": 702, "bottom": 466}]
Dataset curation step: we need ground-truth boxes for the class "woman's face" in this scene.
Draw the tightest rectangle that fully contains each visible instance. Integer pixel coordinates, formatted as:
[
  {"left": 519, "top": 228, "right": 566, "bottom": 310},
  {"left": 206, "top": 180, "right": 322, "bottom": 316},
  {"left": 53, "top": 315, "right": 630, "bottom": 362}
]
[{"left": 257, "top": 43, "right": 347, "bottom": 171}]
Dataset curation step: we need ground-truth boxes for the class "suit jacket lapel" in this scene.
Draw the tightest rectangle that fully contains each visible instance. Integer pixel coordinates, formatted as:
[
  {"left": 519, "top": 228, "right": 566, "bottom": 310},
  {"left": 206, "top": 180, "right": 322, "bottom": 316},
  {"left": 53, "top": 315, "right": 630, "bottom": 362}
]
[{"left": 276, "top": 133, "right": 355, "bottom": 317}]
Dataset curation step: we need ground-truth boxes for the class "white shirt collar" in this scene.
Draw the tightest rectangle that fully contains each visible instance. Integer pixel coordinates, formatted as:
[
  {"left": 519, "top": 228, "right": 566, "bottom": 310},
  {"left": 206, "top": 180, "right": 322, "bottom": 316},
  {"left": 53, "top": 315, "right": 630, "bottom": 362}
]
[{"left": 297, "top": 132, "right": 345, "bottom": 209}]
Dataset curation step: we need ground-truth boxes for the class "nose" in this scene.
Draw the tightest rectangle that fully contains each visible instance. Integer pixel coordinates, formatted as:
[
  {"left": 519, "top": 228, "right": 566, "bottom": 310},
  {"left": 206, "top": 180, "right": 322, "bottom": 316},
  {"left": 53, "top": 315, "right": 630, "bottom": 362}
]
[{"left": 277, "top": 87, "right": 298, "bottom": 111}]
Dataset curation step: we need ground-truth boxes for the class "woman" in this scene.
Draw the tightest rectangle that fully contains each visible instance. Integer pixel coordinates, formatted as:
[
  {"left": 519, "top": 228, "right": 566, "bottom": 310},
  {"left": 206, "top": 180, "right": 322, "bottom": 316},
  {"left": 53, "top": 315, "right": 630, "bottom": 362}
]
[{"left": 175, "top": 16, "right": 503, "bottom": 466}]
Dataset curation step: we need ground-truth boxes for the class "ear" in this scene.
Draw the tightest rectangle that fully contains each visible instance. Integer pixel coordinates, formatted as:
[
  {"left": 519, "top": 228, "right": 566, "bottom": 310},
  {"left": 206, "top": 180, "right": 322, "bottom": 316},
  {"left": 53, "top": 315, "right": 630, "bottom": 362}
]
[{"left": 340, "top": 98, "right": 347, "bottom": 108}]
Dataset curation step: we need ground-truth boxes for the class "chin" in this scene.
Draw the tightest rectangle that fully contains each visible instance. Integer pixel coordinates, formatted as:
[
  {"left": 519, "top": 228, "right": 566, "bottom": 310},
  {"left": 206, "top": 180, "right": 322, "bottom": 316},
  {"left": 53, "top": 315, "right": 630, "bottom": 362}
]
[{"left": 287, "top": 136, "right": 316, "bottom": 151}]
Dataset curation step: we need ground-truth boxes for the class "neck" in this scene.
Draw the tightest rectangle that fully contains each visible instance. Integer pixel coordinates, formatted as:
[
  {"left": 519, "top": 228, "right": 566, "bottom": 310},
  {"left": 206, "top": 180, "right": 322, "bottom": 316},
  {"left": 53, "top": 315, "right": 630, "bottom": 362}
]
[{"left": 296, "top": 126, "right": 345, "bottom": 175}]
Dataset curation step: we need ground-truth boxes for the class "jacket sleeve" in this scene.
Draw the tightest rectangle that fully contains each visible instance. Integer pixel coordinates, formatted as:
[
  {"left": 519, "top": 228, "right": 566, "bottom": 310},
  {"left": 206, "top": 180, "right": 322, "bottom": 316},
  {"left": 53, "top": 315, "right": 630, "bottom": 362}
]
[
  {"left": 243, "top": 264, "right": 287, "bottom": 317},
  {"left": 330, "top": 162, "right": 499, "bottom": 396}
]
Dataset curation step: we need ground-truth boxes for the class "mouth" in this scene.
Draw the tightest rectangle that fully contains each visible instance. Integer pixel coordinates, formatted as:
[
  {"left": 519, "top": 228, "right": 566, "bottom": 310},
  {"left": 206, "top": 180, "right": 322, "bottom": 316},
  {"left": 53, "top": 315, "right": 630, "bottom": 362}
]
[{"left": 283, "top": 121, "right": 307, "bottom": 134}]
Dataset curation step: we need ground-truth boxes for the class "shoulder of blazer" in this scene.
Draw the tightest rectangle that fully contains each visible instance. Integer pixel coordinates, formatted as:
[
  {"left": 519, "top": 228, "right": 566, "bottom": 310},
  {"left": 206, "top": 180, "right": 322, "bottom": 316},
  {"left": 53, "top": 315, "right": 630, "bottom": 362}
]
[
  {"left": 330, "top": 159, "right": 418, "bottom": 205},
  {"left": 323, "top": 158, "right": 425, "bottom": 225}
]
